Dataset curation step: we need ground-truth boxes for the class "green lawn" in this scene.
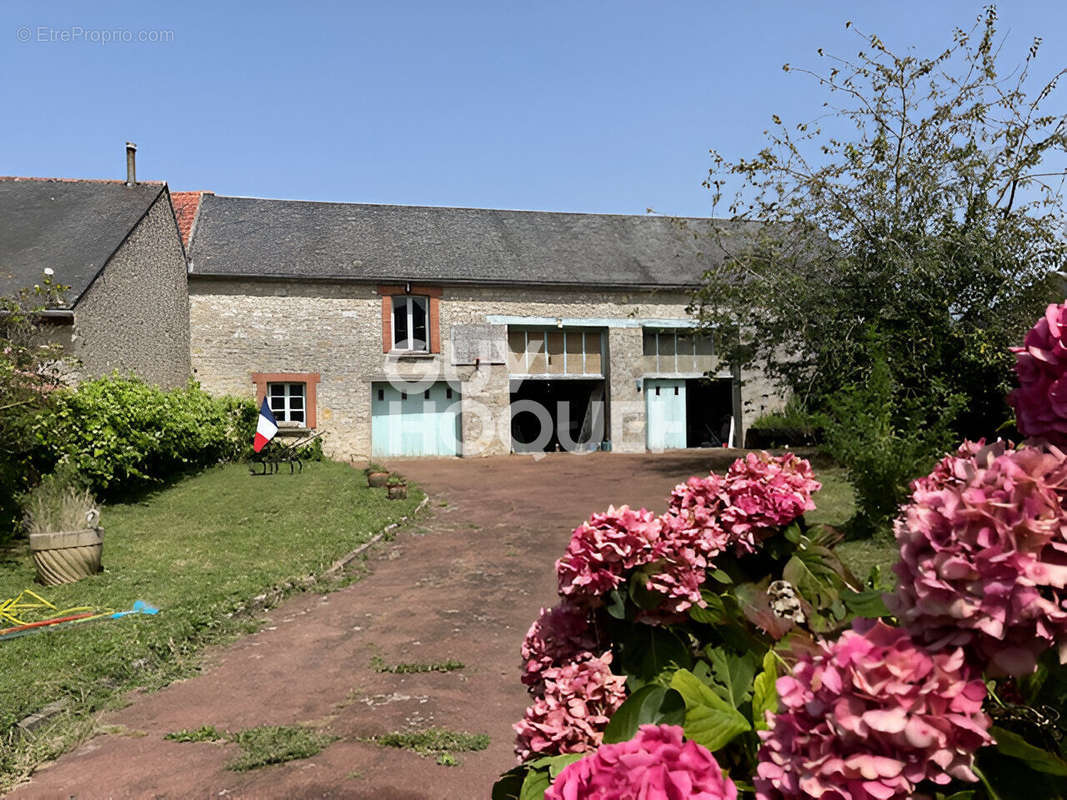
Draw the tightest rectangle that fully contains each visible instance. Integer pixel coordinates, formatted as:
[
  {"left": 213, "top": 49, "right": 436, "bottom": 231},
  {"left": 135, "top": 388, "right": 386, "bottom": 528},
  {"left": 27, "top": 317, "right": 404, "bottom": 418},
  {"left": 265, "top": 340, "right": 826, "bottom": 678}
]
[
  {"left": 804, "top": 466, "right": 899, "bottom": 587},
  {"left": 0, "top": 460, "right": 422, "bottom": 786}
]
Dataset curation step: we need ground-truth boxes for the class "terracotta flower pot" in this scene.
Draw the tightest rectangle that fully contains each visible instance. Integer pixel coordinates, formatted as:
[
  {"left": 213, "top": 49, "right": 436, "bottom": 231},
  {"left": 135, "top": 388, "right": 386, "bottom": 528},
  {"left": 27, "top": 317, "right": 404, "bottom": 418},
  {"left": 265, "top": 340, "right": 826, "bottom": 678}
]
[
  {"left": 29, "top": 528, "right": 104, "bottom": 586},
  {"left": 367, "top": 471, "right": 390, "bottom": 488},
  {"left": 387, "top": 484, "right": 408, "bottom": 500}
]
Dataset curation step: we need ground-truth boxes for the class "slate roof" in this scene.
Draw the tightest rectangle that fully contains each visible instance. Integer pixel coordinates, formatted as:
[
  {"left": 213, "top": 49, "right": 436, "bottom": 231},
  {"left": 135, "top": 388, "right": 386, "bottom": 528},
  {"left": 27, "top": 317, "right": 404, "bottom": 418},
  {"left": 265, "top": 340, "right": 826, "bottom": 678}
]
[
  {"left": 188, "top": 194, "right": 754, "bottom": 289},
  {"left": 0, "top": 178, "right": 165, "bottom": 304}
]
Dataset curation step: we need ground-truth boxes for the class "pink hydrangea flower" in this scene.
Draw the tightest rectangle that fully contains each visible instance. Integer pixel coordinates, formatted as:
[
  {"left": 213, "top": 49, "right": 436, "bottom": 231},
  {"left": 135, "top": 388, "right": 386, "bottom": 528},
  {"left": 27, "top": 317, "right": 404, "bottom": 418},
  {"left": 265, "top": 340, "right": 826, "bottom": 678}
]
[
  {"left": 910, "top": 439, "right": 990, "bottom": 494},
  {"left": 556, "top": 506, "right": 663, "bottom": 605},
  {"left": 521, "top": 603, "right": 599, "bottom": 694},
  {"left": 514, "top": 652, "right": 628, "bottom": 761},
  {"left": 1009, "top": 301, "right": 1067, "bottom": 443},
  {"left": 755, "top": 621, "right": 992, "bottom": 800},
  {"left": 667, "top": 452, "right": 821, "bottom": 555},
  {"left": 890, "top": 440, "right": 1067, "bottom": 676},
  {"left": 546, "top": 724, "right": 739, "bottom": 800}
]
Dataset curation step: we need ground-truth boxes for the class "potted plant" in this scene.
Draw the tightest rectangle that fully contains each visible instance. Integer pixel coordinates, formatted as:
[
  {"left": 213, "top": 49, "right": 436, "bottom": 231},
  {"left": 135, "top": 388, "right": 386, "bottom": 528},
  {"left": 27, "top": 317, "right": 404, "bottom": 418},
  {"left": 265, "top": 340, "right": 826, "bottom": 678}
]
[
  {"left": 364, "top": 463, "right": 390, "bottom": 488},
  {"left": 24, "top": 481, "right": 103, "bottom": 586},
  {"left": 386, "top": 473, "right": 408, "bottom": 500}
]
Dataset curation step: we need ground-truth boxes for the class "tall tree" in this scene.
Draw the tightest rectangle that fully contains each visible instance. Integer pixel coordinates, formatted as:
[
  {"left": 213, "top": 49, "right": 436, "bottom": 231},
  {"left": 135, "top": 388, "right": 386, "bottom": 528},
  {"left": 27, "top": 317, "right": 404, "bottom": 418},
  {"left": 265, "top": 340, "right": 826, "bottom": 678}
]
[{"left": 692, "top": 6, "right": 1067, "bottom": 442}]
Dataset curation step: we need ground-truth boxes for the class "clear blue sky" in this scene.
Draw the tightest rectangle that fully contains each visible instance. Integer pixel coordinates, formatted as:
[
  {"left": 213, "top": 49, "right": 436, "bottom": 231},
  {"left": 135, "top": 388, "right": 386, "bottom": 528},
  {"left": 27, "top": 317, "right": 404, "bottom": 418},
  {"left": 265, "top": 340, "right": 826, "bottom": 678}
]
[{"left": 2, "top": 1, "right": 1064, "bottom": 216}]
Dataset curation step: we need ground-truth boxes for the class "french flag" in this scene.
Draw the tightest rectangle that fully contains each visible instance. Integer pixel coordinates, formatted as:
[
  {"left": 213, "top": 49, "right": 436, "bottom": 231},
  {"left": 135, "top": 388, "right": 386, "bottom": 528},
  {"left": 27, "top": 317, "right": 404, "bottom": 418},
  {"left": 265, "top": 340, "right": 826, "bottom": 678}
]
[{"left": 253, "top": 398, "right": 279, "bottom": 453}]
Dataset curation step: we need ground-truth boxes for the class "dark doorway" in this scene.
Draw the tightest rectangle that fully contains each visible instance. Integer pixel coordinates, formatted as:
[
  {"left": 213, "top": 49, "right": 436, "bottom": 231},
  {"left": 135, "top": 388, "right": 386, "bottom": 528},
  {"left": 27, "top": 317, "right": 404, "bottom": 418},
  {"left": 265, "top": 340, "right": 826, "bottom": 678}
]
[
  {"left": 685, "top": 378, "right": 734, "bottom": 447},
  {"left": 510, "top": 379, "right": 605, "bottom": 453}
]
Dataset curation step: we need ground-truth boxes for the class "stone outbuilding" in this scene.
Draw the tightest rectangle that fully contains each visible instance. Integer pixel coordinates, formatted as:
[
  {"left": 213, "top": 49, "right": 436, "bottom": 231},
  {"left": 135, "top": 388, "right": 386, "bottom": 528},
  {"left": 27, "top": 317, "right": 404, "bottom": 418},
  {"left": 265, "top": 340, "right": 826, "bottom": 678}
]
[
  {"left": 0, "top": 176, "right": 190, "bottom": 388},
  {"left": 183, "top": 193, "right": 784, "bottom": 459}
]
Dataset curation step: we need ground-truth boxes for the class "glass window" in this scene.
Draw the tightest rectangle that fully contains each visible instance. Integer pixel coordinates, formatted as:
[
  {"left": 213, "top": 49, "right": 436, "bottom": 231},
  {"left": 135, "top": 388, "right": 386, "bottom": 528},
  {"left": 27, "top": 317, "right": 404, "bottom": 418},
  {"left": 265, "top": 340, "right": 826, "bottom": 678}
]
[
  {"left": 267, "top": 382, "right": 306, "bottom": 424},
  {"left": 392, "top": 295, "right": 429, "bottom": 351}
]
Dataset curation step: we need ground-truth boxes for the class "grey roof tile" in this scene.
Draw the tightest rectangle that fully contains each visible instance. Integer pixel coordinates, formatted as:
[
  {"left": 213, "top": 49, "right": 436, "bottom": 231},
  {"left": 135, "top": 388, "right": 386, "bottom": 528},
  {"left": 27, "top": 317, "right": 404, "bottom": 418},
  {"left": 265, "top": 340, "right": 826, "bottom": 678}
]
[
  {"left": 188, "top": 194, "right": 753, "bottom": 288},
  {"left": 0, "top": 178, "right": 164, "bottom": 304}
]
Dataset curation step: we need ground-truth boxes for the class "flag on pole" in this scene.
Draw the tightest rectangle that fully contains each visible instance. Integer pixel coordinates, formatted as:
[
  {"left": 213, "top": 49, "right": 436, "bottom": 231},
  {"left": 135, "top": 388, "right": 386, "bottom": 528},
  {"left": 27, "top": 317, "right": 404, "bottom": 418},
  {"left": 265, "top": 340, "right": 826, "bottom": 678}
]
[{"left": 253, "top": 398, "right": 278, "bottom": 452}]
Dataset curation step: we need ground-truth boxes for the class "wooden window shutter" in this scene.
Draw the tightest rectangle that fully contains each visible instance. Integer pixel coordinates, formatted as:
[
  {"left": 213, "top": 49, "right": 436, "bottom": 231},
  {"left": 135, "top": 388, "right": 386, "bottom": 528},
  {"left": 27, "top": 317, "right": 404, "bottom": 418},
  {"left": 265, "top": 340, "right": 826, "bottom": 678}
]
[{"left": 381, "top": 295, "right": 393, "bottom": 353}]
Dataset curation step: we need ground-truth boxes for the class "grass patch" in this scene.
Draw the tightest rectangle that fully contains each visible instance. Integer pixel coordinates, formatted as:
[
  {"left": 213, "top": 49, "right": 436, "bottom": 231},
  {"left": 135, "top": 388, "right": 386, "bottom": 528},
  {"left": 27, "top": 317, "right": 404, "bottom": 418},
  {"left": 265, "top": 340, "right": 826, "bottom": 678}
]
[
  {"left": 165, "top": 724, "right": 336, "bottom": 771},
  {"left": 371, "top": 727, "right": 489, "bottom": 766},
  {"left": 806, "top": 465, "right": 898, "bottom": 587},
  {"left": 804, "top": 466, "right": 855, "bottom": 529},
  {"left": 371, "top": 655, "right": 465, "bottom": 674},
  {"left": 226, "top": 725, "right": 337, "bottom": 771},
  {"left": 165, "top": 725, "right": 225, "bottom": 743},
  {"left": 0, "top": 461, "right": 421, "bottom": 790}
]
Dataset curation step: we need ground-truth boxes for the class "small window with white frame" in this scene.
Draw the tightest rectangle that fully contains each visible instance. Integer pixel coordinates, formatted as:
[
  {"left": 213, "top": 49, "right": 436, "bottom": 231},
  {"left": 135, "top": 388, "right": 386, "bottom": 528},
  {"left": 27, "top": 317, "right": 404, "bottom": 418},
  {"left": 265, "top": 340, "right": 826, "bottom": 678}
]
[
  {"left": 267, "top": 382, "right": 306, "bottom": 425},
  {"left": 392, "top": 295, "right": 429, "bottom": 352}
]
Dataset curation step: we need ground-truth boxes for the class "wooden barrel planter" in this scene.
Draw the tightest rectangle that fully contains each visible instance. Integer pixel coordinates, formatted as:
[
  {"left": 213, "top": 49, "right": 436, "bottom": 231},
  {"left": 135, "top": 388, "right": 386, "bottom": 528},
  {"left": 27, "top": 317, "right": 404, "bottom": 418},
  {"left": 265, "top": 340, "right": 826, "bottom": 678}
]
[
  {"left": 367, "top": 471, "right": 390, "bottom": 488},
  {"left": 29, "top": 528, "right": 104, "bottom": 586}
]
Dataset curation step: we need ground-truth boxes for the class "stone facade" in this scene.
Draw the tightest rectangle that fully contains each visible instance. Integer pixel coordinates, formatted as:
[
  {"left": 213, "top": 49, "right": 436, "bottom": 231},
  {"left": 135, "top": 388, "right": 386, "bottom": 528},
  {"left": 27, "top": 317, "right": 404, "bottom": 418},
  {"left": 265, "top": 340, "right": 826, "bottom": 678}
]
[
  {"left": 65, "top": 191, "right": 190, "bottom": 387},
  {"left": 189, "top": 279, "right": 785, "bottom": 460}
]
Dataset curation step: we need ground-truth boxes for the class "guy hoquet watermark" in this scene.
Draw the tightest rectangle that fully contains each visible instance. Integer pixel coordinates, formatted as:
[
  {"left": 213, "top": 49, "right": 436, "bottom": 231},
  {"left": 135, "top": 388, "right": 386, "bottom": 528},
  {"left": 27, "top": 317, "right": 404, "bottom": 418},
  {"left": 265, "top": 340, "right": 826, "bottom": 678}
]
[{"left": 16, "top": 26, "right": 175, "bottom": 44}]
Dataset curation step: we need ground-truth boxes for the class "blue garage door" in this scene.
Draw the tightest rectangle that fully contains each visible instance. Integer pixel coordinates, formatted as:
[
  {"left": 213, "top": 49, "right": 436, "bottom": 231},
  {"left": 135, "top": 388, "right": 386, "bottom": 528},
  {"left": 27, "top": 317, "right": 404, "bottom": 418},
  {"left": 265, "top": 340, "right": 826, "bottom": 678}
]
[
  {"left": 646, "top": 378, "right": 686, "bottom": 451},
  {"left": 371, "top": 382, "right": 461, "bottom": 457}
]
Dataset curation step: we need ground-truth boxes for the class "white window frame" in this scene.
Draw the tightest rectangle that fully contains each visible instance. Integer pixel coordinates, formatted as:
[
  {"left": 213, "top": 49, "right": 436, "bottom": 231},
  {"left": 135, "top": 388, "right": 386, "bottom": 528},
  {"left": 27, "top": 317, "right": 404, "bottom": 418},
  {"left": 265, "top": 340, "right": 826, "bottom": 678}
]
[
  {"left": 267, "top": 382, "right": 306, "bottom": 425},
  {"left": 392, "top": 295, "right": 430, "bottom": 352}
]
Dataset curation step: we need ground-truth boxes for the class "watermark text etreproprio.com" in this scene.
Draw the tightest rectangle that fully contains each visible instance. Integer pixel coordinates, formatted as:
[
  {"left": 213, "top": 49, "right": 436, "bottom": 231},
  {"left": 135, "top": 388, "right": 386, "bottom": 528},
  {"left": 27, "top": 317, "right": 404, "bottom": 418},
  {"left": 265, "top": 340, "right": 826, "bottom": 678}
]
[{"left": 16, "top": 26, "right": 175, "bottom": 44}]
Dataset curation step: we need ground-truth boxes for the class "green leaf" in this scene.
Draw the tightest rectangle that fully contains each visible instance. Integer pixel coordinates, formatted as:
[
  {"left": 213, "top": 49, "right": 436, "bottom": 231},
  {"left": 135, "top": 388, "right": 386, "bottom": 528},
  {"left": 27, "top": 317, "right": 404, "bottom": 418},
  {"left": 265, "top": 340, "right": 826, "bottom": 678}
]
[
  {"left": 492, "top": 767, "right": 525, "bottom": 800},
  {"left": 710, "top": 568, "right": 733, "bottom": 584},
  {"left": 991, "top": 726, "right": 1067, "bottom": 776},
  {"left": 669, "top": 668, "right": 751, "bottom": 752},
  {"left": 783, "top": 522, "right": 802, "bottom": 544},
  {"left": 518, "top": 767, "right": 551, "bottom": 800},
  {"left": 705, "top": 647, "right": 757, "bottom": 707},
  {"left": 841, "top": 588, "right": 891, "bottom": 619},
  {"left": 603, "top": 685, "right": 686, "bottom": 743},
  {"left": 605, "top": 588, "right": 627, "bottom": 620},
  {"left": 546, "top": 753, "right": 584, "bottom": 778},
  {"left": 751, "top": 649, "right": 779, "bottom": 730}
]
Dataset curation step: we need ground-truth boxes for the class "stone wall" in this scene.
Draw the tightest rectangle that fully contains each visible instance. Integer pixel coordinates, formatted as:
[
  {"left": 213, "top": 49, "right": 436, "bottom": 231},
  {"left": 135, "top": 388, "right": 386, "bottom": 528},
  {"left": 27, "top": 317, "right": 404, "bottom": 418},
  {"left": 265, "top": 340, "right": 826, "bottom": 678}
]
[
  {"left": 71, "top": 191, "right": 190, "bottom": 387},
  {"left": 188, "top": 279, "right": 785, "bottom": 459}
]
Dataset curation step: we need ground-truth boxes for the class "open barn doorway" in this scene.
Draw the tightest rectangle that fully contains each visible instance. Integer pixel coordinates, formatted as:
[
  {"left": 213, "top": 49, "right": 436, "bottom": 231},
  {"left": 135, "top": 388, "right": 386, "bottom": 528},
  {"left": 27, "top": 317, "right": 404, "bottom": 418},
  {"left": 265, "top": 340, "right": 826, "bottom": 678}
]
[
  {"left": 685, "top": 377, "right": 735, "bottom": 448},
  {"left": 510, "top": 378, "right": 605, "bottom": 453}
]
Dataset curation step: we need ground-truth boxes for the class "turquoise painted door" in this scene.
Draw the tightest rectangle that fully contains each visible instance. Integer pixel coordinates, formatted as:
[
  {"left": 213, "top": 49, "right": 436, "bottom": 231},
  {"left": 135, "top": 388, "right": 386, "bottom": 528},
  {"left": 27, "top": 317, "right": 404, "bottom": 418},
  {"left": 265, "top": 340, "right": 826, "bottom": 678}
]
[
  {"left": 371, "top": 382, "right": 461, "bottom": 457},
  {"left": 646, "top": 379, "right": 687, "bottom": 451}
]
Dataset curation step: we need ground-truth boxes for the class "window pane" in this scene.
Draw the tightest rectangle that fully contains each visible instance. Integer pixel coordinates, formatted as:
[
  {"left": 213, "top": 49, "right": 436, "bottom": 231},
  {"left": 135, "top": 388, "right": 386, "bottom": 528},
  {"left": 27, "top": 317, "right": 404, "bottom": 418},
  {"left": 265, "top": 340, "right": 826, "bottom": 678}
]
[
  {"left": 289, "top": 394, "right": 304, "bottom": 410},
  {"left": 658, "top": 333, "right": 676, "bottom": 356},
  {"left": 269, "top": 397, "right": 285, "bottom": 415},
  {"left": 411, "top": 296, "right": 427, "bottom": 350},
  {"left": 695, "top": 334, "right": 715, "bottom": 356},
  {"left": 393, "top": 297, "right": 408, "bottom": 348},
  {"left": 269, "top": 383, "right": 285, "bottom": 397},
  {"left": 290, "top": 409, "right": 305, "bottom": 423},
  {"left": 642, "top": 331, "right": 658, "bottom": 356}
]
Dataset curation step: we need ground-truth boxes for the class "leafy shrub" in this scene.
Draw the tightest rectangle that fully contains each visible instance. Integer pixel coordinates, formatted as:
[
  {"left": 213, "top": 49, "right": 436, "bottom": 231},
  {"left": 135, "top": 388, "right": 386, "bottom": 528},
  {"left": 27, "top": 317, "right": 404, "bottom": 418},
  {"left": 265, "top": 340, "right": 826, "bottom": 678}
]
[
  {"left": 821, "top": 355, "right": 963, "bottom": 538},
  {"left": 33, "top": 376, "right": 256, "bottom": 498}
]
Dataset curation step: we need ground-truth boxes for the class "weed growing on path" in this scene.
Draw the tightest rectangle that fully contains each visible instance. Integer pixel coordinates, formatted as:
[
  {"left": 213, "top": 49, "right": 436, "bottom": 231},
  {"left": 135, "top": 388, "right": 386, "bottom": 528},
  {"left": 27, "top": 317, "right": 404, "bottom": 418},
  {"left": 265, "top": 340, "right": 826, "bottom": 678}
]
[
  {"left": 371, "top": 655, "right": 465, "bottom": 674},
  {"left": 165, "top": 724, "right": 337, "bottom": 771},
  {"left": 370, "top": 727, "right": 489, "bottom": 766}
]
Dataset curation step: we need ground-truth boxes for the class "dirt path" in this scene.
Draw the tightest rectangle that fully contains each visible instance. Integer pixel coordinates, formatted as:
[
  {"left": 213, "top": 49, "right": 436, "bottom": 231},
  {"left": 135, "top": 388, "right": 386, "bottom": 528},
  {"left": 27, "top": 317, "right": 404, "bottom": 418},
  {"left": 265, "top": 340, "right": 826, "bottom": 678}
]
[{"left": 10, "top": 451, "right": 743, "bottom": 799}]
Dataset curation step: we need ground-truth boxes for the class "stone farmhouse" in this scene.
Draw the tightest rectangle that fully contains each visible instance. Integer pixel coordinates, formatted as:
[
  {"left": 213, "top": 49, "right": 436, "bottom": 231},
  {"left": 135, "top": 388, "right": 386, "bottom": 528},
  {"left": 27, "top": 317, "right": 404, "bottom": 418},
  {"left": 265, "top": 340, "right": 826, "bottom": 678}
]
[{"left": 2, "top": 154, "right": 784, "bottom": 460}]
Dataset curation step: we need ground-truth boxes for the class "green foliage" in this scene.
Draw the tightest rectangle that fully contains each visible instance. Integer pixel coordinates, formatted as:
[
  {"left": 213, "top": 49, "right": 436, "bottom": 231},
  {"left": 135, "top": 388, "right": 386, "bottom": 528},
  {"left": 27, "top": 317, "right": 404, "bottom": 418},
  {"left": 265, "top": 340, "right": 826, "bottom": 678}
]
[
  {"left": 692, "top": 7, "right": 1066, "bottom": 503},
  {"left": 165, "top": 725, "right": 225, "bottom": 743},
  {"left": 33, "top": 376, "right": 256, "bottom": 498},
  {"left": 371, "top": 727, "right": 489, "bottom": 765},
  {"left": 0, "top": 277, "right": 71, "bottom": 542},
  {"left": 821, "top": 353, "right": 963, "bottom": 537},
  {"left": 371, "top": 656, "right": 465, "bottom": 674},
  {"left": 225, "top": 725, "right": 337, "bottom": 771}
]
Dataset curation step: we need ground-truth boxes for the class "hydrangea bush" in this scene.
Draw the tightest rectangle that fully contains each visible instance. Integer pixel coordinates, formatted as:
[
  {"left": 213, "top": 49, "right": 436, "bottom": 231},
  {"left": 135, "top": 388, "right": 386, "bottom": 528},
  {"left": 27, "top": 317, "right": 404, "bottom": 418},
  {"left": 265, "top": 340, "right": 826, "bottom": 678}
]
[{"left": 496, "top": 302, "right": 1067, "bottom": 800}]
